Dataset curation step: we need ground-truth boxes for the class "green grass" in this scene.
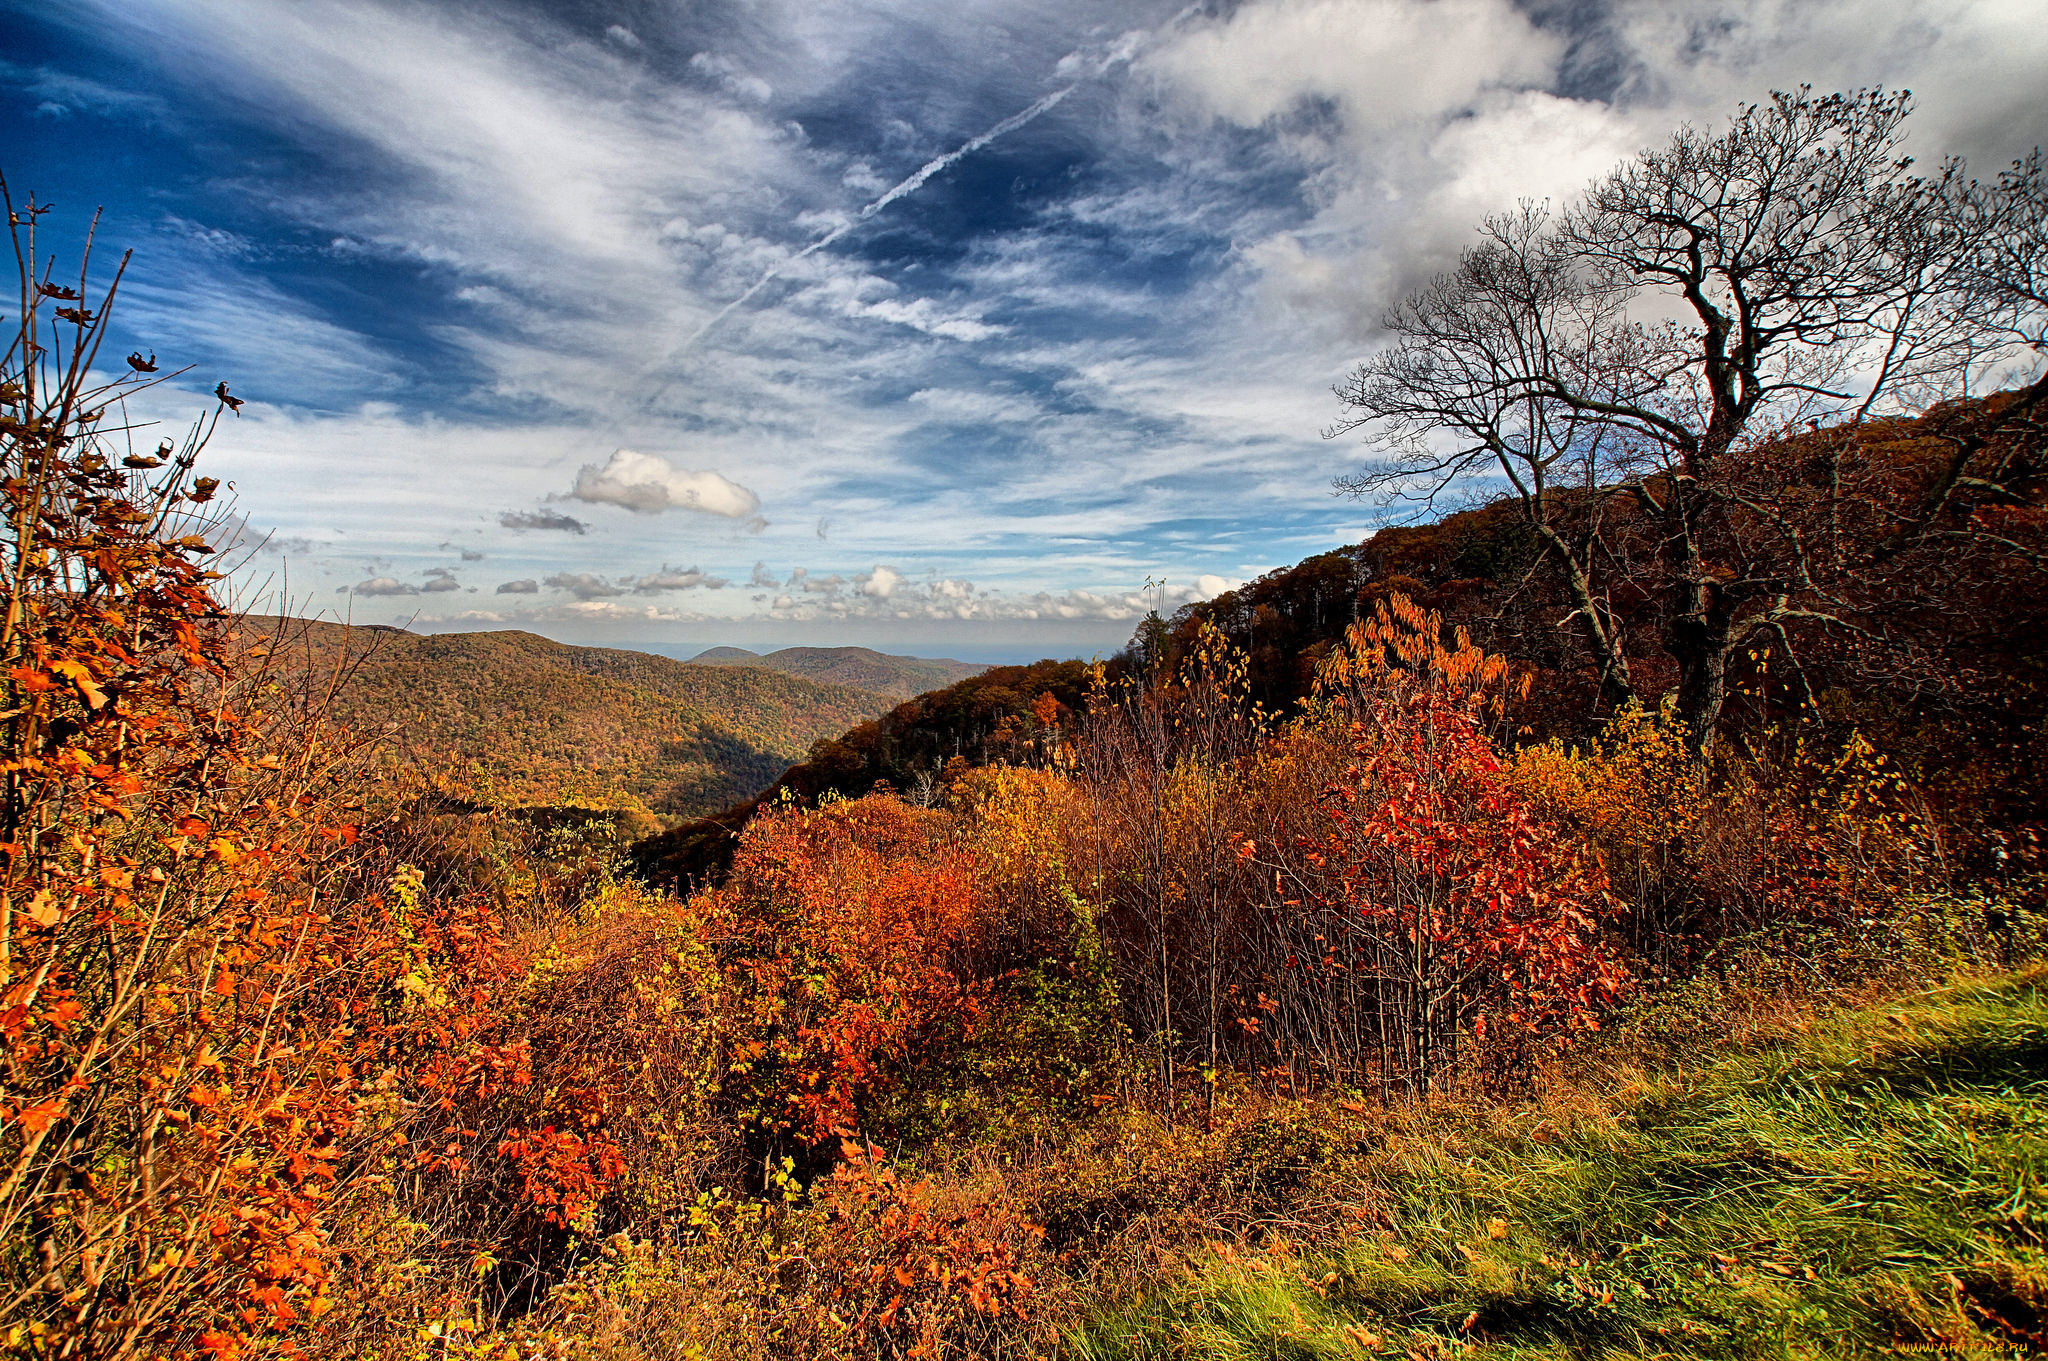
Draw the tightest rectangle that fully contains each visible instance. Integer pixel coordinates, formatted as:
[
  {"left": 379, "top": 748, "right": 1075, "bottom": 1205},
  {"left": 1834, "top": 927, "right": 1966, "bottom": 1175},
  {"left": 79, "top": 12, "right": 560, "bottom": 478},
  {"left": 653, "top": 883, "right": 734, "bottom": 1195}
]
[{"left": 1069, "top": 970, "right": 2048, "bottom": 1359}]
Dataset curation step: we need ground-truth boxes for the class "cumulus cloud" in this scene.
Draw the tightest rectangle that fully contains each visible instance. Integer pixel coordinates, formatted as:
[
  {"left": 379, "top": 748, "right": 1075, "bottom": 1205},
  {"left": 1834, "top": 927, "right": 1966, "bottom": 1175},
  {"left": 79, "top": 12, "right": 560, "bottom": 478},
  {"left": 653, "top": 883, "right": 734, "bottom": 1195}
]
[
  {"left": 787, "top": 566, "right": 846, "bottom": 596},
  {"left": 1142, "top": 0, "right": 1556, "bottom": 136},
  {"left": 630, "top": 565, "right": 730, "bottom": 593},
  {"left": 500, "top": 509, "right": 588, "bottom": 534},
  {"left": 763, "top": 570, "right": 1241, "bottom": 623},
  {"left": 352, "top": 575, "right": 416, "bottom": 597},
  {"left": 496, "top": 578, "right": 539, "bottom": 594},
  {"left": 567, "top": 449, "right": 761, "bottom": 517},
  {"left": 748, "top": 560, "right": 778, "bottom": 588},
  {"left": 544, "top": 572, "right": 624, "bottom": 600},
  {"left": 421, "top": 568, "right": 462, "bottom": 593},
  {"left": 856, "top": 564, "right": 903, "bottom": 598}
]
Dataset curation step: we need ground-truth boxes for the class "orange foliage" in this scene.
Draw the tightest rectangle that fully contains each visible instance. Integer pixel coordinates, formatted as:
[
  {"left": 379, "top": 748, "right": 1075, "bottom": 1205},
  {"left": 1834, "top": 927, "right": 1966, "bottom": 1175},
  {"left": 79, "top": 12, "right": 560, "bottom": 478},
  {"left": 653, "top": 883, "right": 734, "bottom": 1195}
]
[
  {"left": 710, "top": 797, "right": 992, "bottom": 1145},
  {"left": 814, "top": 1140, "right": 1041, "bottom": 1353},
  {"left": 0, "top": 190, "right": 534, "bottom": 1359}
]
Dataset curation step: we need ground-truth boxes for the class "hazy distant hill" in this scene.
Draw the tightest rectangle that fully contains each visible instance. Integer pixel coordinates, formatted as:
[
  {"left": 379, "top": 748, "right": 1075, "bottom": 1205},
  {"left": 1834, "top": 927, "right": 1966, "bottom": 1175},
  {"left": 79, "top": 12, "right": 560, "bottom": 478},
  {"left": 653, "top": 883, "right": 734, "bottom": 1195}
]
[
  {"left": 260, "top": 621, "right": 891, "bottom": 819},
  {"left": 690, "top": 644, "right": 987, "bottom": 699}
]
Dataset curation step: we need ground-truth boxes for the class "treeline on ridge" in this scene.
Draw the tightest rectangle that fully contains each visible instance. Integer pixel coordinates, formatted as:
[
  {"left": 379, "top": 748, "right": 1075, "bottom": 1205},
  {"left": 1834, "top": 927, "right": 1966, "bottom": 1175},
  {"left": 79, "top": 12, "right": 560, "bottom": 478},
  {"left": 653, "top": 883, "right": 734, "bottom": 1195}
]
[{"left": 639, "top": 391, "right": 2048, "bottom": 889}]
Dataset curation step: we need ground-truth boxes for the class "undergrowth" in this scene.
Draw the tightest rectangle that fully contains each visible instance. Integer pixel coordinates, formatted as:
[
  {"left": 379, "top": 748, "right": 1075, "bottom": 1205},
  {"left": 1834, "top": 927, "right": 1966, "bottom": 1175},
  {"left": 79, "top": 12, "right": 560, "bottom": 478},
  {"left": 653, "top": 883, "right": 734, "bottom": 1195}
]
[{"left": 1069, "top": 966, "right": 2048, "bottom": 1359}]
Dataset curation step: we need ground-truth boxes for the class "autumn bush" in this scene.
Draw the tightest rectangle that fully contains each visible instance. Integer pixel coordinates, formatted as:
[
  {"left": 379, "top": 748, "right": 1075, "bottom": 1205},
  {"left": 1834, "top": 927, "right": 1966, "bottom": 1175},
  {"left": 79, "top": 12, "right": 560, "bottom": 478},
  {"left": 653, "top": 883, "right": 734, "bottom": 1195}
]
[
  {"left": 1058, "top": 602, "right": 1626, "bottom": 1103},
  {"left": 703, "top": 796, "right": 995, "bottom": 1154},
  {"left": 1512, "top": 703, "right": 1959, "bottom": 978},
  {"left": 0, "top": 187, "right": 534, "bottom": 1359}
]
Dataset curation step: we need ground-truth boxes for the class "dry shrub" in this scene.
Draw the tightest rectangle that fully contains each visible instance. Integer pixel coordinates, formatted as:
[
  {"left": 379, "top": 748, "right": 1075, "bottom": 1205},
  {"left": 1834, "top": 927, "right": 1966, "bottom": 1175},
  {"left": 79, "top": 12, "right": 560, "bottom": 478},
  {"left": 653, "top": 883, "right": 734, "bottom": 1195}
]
[{"left": 1512, "top": 705, "right": 1952, "bottom": 972}]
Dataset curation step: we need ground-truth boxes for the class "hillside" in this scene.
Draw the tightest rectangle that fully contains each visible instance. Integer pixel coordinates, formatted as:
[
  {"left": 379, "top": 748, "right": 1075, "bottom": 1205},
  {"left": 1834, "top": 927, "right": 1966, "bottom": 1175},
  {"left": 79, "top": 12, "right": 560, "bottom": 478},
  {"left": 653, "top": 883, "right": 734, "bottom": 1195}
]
[
  {"left": 634, "top": 395, "right": 2048, "bottom": 890},
  {"left": 691, "top": 643, "right": 987, "bottom": 698},
  {"left": 633, "top": 656, "right": 1094, "bottom": 884},
  {"left": 1074, "top": 966, "right": 2048, "bottom": 1359},
  {"left": 263, "top": 620, "right": 892, "bottom": 819}
]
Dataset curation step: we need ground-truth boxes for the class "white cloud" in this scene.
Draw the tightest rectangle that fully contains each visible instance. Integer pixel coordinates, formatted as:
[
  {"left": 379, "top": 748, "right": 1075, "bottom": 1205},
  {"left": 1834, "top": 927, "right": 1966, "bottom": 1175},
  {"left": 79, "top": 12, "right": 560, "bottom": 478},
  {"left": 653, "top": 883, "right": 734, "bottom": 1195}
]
[
  {"left": 1139, "top": 0, "right": 1558, "bottom": 136},
  {"left": 856, "top": 564, "right": 904, "bottom": 598},
  {"left": 558, "top": 600, "right": 702, "bottom": 622},
  {"left": 764, "top": 570, "right": 1241, "bottom": 623},
  {"left": 568, "top": 449, "right": 762, "bottom": 517},
  {"left": 1116, "top": 0, "right": 2046, "bottom": 358},
  {"left": 352, "top": 575, "right": 416, "bottom": 596},
  {"left": 846, "top": 296, "right": 1004, "bottom": 341},
  {"left": 789, "top": 567, "right": 847, "bottom": 595},
  {"left": 907, "top": 388, "right": 1041, "bottom": 424},
  {"left": 689, "top": 51, "right": 772, "bottom": 104}
]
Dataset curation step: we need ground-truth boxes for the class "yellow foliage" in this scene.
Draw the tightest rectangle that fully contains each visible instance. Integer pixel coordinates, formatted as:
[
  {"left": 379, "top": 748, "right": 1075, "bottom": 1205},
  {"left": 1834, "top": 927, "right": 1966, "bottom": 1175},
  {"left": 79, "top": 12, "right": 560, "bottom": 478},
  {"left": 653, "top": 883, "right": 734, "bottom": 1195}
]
[{"left": 1511, "top": 704, "right": 1706, "bottom": 849}]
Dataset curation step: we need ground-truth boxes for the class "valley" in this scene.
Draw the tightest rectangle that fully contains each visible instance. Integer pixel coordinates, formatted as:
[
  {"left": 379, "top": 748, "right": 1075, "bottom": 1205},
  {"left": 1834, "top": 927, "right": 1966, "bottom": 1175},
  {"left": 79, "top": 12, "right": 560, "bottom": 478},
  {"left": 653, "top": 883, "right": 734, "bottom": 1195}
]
[{"left": 264, "top": 620, "right": 899, "bottom": 820}]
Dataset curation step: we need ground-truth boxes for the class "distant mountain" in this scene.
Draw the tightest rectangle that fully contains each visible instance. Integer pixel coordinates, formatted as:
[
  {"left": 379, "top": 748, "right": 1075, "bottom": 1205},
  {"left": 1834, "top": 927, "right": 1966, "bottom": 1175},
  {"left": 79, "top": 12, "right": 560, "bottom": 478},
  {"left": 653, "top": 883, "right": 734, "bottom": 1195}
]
[
  {"left": 257, "top": 621, "right": 891, "bottom": 820},
  {"left": 691, "top": 644, "right": 987, "bottom": 699}
]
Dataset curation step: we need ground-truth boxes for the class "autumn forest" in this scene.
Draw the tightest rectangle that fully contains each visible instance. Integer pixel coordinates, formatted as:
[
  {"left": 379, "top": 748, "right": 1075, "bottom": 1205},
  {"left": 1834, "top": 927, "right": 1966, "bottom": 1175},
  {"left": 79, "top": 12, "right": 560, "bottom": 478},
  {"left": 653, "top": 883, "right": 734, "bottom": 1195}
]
[{"left": 6, "top": 87, "right": 2048, "bottom": 1361}]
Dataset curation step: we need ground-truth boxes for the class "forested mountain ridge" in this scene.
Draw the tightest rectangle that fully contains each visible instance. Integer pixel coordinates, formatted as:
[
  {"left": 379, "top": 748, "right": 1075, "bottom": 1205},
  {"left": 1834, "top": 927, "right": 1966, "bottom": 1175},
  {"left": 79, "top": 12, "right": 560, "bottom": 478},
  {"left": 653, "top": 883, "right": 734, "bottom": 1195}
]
[
  {"left": 259, "top": 620, "right": 892, "bottom": 819},
  {"left": 691, "top": 643, "right": 988, "bottom": 698},
  {"left": 632, "top": 656, "right": 1093, "bottom": 883},
  {"left": 636, "top": 389, "right": 2048, "bottom": 886}
]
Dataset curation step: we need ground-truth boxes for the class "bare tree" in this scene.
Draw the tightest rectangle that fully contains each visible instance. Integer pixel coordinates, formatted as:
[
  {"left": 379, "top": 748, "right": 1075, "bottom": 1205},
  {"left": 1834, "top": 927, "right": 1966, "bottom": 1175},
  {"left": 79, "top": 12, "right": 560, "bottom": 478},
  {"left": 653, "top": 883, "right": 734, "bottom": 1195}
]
[{"left": 1331, "top": 89, "right": 2047, "bottom": 754}]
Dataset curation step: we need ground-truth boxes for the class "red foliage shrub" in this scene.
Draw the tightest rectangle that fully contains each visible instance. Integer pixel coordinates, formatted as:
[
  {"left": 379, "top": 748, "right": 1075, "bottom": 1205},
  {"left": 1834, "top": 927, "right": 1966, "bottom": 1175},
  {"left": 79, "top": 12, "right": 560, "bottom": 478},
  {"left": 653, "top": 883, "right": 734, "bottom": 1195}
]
[
  {"left": 1290, "top": 693, "right": 1625, "bottom": 1092},
  {"left": 814, "top": 1140, "right": 1041, "bottom": 1354},
  {"left": 708, "top": 797, "right": 992, "bottom": 1146}
]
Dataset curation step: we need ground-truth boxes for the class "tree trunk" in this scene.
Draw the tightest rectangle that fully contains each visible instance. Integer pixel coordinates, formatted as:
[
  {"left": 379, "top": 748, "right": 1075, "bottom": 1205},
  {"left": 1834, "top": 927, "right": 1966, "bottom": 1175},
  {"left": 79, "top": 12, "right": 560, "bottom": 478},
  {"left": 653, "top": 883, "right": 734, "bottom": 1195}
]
[
  {"left": 1531, "top": 520, "right": 1636, "bottom": 713},
  {"left": 1670, "top": 618, "right": 1731, "bottom": 760}
]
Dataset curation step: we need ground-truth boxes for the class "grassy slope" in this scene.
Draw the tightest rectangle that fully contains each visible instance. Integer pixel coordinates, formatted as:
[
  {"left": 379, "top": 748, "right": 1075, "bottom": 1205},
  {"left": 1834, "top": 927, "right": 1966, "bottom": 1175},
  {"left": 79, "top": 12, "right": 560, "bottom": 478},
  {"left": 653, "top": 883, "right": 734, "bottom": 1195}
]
[
  {"left": 695, "top": 644, "right": 988, "bottom": 699},
  {"left": 1072, "top": 968, "right": 2048, "bottom": 1359},
  {"left": 270, "top": 621, "right": 890, "bottom": 818}
]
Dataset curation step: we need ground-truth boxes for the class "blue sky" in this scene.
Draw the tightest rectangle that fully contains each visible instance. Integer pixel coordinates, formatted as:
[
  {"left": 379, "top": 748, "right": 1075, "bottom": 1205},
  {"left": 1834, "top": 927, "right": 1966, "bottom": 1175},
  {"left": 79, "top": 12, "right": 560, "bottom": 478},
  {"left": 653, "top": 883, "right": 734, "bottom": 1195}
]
[{"left": 4, "top": 0, "right": 2043, "bottom": 661}]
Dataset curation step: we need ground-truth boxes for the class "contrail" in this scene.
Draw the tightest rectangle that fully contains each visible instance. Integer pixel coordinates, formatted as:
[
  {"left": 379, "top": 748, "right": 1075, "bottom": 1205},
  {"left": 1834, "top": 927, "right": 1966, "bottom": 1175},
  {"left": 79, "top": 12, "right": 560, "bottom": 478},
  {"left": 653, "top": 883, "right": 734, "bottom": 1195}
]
[
  {"left": 648, "top": 1, "right": 1204, "bottom": 377},
  {"left": 680, "top": 85, "right": 1077, "bottom": 351}
]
